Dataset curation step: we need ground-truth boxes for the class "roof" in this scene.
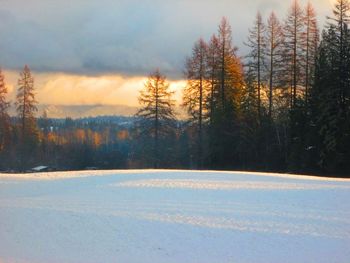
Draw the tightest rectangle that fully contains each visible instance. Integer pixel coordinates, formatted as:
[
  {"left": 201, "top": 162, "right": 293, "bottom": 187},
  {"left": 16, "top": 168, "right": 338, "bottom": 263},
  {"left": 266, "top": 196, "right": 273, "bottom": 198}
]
[{"left": 31, "top": 166, "right": 49, "bottom": 172}]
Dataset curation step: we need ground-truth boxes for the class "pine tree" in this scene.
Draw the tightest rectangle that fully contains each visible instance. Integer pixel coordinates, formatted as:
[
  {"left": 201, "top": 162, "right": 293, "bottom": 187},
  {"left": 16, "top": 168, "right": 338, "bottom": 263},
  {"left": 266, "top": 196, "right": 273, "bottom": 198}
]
[
  {"left": 183, "top": 38, "right": 208, "bottom": 167},
  {"left": 16, "top": 65, "right": 39, "bottom": 170},
  {"left": 240, "top": 66, "right": 260, "bottom": 167},
  {"left": 245, "top": 12, "right": 266, "bottom": 121},
  {"left": 307, "top": 32, "right": 333, "bottom": 172},
  {"left": 135, "top": 70, "right": 176, "bottom": 168},
  {"left": 309, "top": 0, "right": 350, "bottom": 173},
  {"left": 327, "top": 0, "right": 350, "bottom": 110}
]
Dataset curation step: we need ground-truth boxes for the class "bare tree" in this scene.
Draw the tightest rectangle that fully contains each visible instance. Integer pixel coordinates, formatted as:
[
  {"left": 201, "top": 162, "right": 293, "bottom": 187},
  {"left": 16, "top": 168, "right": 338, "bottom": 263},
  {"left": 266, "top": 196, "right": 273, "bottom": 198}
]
[
  {"left": 206, "top": 34, "right": 220, "bottom": 124},
  {"left": 265, "top": 12, "right": 285, "bottom": 118},
  {"left": 303, "top": 2, "right": 319, "bottom": 105},
  {"left": 0, "top": 69, "right": 11, "bottom": 154},
  {"left": 284, "top": 0, "right": 305, "bottom": 108},
  {"left": 245, "top": 12, "right": 266, "bottom": 121},
  {"left": 183, "top": 38, "right": 208, "bottom": 167}
]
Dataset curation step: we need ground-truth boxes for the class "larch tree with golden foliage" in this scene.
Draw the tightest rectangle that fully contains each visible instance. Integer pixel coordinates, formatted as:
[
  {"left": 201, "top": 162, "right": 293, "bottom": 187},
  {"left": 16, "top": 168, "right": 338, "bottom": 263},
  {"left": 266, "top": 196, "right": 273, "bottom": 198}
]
[
  {"left": 216, "top": 17, "right": 244, "bottom": 110},
  {"left": 209, "top": 17, "right": 245, "bottom": 167},
  {"left": 16, "top": 65, "right": 39, "bottom": 170},
  {"left": 135, "top": 70, "right": 176, "bottom": 168}
]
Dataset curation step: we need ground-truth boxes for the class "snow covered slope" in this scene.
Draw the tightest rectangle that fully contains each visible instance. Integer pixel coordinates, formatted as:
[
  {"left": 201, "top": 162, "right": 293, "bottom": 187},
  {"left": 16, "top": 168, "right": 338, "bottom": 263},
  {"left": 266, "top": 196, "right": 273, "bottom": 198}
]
[{"left": 0, "top": 170, "right": 349, "bottom": 263}]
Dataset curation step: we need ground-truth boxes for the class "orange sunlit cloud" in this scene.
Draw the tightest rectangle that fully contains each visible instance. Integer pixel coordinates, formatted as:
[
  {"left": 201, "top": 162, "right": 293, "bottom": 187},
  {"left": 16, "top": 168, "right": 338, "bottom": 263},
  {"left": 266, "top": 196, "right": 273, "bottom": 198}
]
[{"left": 4, "top": 70, "right": 186, "bottom": 107}]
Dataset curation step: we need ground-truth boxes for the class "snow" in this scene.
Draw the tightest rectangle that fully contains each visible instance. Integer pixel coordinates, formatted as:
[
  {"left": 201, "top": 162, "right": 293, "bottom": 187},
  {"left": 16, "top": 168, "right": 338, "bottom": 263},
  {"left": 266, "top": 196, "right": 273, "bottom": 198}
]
[{"left": 0, "top": 170, "right": 349, "bottom": 263}]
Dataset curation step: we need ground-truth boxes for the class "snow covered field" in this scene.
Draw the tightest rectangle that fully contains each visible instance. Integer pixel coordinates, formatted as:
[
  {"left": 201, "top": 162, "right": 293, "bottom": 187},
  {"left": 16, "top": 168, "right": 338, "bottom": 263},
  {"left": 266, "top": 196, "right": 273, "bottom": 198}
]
[{"left": 0, "top": 170, "right": 349, "bottom": 263}]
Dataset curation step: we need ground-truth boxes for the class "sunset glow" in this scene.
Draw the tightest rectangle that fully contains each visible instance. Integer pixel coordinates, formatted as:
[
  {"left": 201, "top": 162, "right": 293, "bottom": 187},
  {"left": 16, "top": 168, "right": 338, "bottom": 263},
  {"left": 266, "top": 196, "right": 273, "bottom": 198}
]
[{"left": 4, "top": 71, "right": 186, "bottom": 108}]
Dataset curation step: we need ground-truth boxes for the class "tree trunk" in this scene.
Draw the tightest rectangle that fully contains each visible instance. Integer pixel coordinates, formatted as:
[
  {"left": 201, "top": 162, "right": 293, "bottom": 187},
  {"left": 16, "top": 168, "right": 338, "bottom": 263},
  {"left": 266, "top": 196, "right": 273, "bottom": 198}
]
[{"left": 154, "top": 79, "right": 159, "bottom": 169}]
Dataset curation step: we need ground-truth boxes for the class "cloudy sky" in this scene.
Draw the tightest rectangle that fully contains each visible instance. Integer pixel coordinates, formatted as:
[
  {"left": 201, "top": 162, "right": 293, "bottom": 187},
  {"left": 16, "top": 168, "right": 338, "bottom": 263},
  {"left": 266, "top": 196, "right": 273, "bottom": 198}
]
[{"left": 0, "top": 0, "right": 335, "bottom": 108}]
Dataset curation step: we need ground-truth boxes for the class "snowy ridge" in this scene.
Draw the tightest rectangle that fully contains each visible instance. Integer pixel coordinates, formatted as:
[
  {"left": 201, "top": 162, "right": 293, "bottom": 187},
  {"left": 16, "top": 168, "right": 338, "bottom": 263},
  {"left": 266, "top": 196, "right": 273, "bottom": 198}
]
[{"left": 1, "top": 169, "right": 349, "bottom": 181}]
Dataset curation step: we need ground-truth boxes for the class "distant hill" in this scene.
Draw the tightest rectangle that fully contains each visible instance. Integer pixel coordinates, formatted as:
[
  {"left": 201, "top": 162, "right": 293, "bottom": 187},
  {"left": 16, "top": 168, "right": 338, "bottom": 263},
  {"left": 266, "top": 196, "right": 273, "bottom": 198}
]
[
  {"left": 9, "top": 104, "right": 188, "bottom": 119},
  {"left": 9, "top": 104, "right": 139, "bottom": 119}
]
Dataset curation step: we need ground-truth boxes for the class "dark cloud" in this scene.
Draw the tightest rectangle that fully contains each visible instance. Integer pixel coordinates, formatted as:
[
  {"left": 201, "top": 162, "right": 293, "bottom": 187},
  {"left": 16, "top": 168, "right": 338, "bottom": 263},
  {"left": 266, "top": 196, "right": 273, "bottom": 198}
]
[{"left": 0, "top": 0, "right": 331, "bottom": 79}]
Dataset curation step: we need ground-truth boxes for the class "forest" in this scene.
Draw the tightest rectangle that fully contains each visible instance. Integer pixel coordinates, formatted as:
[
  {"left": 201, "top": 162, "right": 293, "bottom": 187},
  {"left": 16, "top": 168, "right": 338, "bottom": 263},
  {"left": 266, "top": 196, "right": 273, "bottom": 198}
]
[{"left": 0, "top": 0, "right": 349, "bottom": 177}]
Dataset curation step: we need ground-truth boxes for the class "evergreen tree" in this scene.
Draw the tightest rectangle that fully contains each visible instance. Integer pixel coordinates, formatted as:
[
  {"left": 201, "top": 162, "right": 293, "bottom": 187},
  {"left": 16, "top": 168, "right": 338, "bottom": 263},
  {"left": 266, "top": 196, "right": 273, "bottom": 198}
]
[
  {"left": 309, "top": 0, "right": 350, "bottom": 174},
  {"left": 239, "top": 66, "right": 260, "bottom": 168},
  {"left": 307, "top": 33, "right": 331, "bottom": 172},
  {"left": 328, "top": 0, "right": 350, "bottom": 110}
]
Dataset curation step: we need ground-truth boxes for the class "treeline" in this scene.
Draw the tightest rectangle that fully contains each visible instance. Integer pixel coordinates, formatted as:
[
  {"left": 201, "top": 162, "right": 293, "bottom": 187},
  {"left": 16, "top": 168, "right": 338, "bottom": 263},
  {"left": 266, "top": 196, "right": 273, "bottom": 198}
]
[
  {"left": 134, "top": 0, "right": 350, "bottom": 176},
  {"left": 0, "top": 0, "right": 349, "bottom": 176}
]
